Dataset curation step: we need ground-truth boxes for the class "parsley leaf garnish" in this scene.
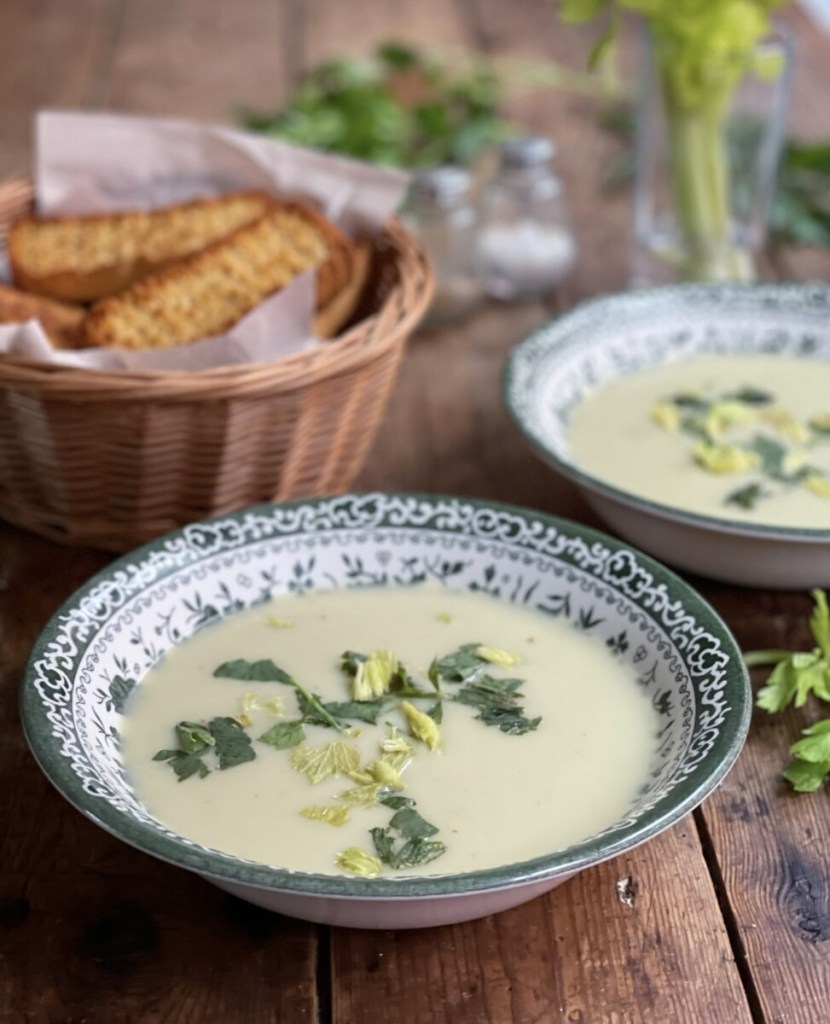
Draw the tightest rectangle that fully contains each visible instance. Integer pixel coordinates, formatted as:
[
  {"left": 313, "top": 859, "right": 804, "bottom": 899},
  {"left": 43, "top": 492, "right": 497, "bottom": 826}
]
[
  {"left": 723, "top": 386, "right": 774, "bottom": 406},
  {"left": 161, "top": 629, "right": 541, "bottom": 876},
  {"left": 430, "top": 645, "right": 542, "bottom": 735},
  {"left": 152, "top": 748, "right": 211, "bottom": 782},
  {"left": 214, "top": 658, "right": 294, "bottom": 683},
  {"left": 678, "top": 417, "right": 711, "bottom": 441},
  {"left": 374, "top": 835, "right": 448, "bottom": 868},
  {"left": 427, "top": 699, "right": 443, "bottom": 724},
  {"left": 377, "top": 792, "right": 415, "bottom": 811},
  {"left": 429, "top": 643, "right": 488, "bottom": 683},
  {"left": 297, "top": 692, "right": 386, "bottom": 726},
  {"left": 206, "top": 717, "right": 256, "bottom": 770},
  {"left": 671, "top": 393, "right": 710, "bottom": 412},
  {"left": 748, "top": 435, "right": 789, "bottom": 480},
  {"left": 725, "top": 482, "right": 767, "bottom": 510},
  {"left": 387, "top": 806, "right": 439, "bottom": 839},
  {"left": 214, "top": 657, "right": 344, "bottom": 732},
  {"left": 153, "top": 715, "right": 254, "bottom": 779},
  {"left": 453, "top": 676, "right": 541, "bottom": 735},
  {"left": 340, "top": 651, "right": 367, "bottom": 675},
  {"left": 176, "top": 721, "right": 214, "bottom": 754},
  {"left": 258, "top": 720, "right": 306, "bottom": 750},
  {"left": 369, "top": 795, "right": 446, "bottom": 870}
]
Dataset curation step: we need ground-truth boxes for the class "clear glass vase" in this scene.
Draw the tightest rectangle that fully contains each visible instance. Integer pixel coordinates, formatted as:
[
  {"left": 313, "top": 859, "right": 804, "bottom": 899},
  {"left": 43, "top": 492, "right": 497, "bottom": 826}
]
[{"left": 631, "top": 25, "right": 793, "bottom": 287}]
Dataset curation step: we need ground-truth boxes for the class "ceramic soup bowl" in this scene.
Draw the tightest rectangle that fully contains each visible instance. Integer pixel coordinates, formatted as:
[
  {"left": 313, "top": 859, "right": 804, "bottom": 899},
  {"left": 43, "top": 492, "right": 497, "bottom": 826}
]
[
  {"left": 504, "top": 282, "right": 830, "bottom": 589},
  {"left": 22, "top": 493, "right": 749, "bottom": 929}
]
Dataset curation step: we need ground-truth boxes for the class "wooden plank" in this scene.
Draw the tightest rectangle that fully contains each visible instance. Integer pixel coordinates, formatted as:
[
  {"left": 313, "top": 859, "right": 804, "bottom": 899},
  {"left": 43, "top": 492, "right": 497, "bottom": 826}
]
[
  {"left": 105, "top": 0, "right": 293, "bottom": 121},
  {"left": 2, "top": 774, "right": 320, "bottom": 1023},
  {"left": 331, "top": 821, "right": 753, "bottom": 1024},
  {"left": 697, "top": 588, "right": 830, "bottom": 1024},
  {"left": 0, "top": 0, "right": 122, "bottom": 178},
  {"left": 0, "top": 0, "right": 297, "bottom": 177},
  {"left": 357, "top": 299, "right": 573, "bottom": 502},
  {"left": 297, "top": 0, "right": 472, "bottom": 70}
]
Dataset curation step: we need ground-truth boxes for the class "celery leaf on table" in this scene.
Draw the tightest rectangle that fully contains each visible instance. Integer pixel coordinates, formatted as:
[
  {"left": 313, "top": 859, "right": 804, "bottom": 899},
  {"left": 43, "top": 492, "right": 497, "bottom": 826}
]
[{"left": 749, "top": 588, "right": 830, "bottom": 792}]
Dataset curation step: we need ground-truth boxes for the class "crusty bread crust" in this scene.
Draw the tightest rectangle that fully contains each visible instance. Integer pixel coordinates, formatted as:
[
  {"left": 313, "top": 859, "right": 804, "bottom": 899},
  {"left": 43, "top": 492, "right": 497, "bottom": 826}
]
[
  {"left": 313, "top": 238, "right": 373, "bottom": 339},
  {"left": 80, "top": 200, "right": 354, "bottom": 350},
  {"left": 0, "top": 283, "right": 84, "bottom": 349},
  {"left": 8, "top": 190, "right": 275, "bottom": 303}
]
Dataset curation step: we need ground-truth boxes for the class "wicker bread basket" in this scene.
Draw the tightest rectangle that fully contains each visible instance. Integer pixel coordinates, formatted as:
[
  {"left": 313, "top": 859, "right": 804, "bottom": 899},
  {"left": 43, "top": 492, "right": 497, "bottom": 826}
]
[{"left": 0, "top": 179, "right": 433, "bottom": 551}]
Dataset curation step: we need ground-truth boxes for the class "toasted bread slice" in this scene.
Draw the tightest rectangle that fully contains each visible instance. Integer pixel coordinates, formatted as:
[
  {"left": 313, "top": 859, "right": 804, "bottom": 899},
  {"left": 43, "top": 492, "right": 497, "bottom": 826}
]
[
  {"left": 0, "top": 282, "right": 84, "bottom": 349},
  {"left": 313, "top": 238, "right": 373, "bottom": 339},
  {"left": 80, "top": 201, "right": 354, "bottom": 350},
  {"left": 8, "top": 190, "right": 275, "bottom": 303}
]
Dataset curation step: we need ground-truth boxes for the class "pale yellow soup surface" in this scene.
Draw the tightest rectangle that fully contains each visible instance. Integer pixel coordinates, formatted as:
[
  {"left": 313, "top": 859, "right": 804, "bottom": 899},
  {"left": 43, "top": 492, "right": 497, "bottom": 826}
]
[
  {"left": 121, "top": 582, "right": 659, "bottom": 877},
  {"left": 567, "top": 353, "right": 830, "bottom": 530}
]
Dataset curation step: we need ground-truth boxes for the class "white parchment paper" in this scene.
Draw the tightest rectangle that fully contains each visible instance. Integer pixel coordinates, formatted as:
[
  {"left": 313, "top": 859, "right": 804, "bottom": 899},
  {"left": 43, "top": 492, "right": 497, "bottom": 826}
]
[{"left": 0, "top": 111, "right": 409, "bottom": 371}]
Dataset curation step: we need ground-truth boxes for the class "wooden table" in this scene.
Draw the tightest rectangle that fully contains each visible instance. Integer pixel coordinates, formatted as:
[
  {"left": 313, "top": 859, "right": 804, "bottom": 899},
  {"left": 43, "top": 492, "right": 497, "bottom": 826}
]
[{"left": 2, "top": 2, "right": 829, "bottom": 1021}]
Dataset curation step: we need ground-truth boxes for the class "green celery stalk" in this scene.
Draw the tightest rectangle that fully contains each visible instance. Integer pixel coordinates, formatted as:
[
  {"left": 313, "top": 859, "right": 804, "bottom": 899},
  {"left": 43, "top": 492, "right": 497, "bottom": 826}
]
[
  {"left": 557, "top": 0, "right": 789, "bottom": 282},
  {"left": 660, "top": 64, "right": 752, "bottom": 282}
]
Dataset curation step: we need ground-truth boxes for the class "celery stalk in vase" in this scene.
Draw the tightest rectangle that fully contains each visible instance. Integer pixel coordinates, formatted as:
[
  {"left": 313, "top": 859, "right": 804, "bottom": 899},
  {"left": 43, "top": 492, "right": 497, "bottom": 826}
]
[{"left": 557, "top": 0, "right": 790, "bottom": 282}]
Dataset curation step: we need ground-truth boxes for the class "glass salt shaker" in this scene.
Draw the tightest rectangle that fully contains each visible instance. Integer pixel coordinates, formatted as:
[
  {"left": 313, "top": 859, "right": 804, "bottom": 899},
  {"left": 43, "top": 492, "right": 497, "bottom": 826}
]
[
  {"left": 477, "top": 136, "right": 576, "bottom": 300},
  {"left": 399, "top": 166, "right": 482, "bottom": 328}
]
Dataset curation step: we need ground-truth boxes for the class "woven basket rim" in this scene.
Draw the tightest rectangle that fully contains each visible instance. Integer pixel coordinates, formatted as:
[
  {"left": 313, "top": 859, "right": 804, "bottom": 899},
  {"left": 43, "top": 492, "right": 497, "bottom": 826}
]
[{"left": 0, "top": 181, "right": 433, "bottom": 398}]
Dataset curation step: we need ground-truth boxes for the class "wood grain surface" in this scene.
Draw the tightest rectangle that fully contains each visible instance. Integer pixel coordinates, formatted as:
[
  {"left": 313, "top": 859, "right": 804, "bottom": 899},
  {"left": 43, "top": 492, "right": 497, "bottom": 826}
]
[{"left": 1, "top": 2, "right": 829, "bottom": 1023}]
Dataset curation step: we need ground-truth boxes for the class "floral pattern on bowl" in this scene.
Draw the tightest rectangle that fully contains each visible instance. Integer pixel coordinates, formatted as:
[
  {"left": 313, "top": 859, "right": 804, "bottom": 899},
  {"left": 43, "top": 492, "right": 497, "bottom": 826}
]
[
  {"left": 22, "top": 493, "right": 749, "bottom": 928},
  {"left": 503, "top": 282, "right": 830, "bottom": 589}
]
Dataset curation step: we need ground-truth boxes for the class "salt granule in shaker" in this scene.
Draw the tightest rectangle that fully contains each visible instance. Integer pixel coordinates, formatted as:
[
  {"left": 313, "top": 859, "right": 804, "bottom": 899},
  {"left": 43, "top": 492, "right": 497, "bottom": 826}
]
[
  {"left": 477, "top": 136, "right": 576, "bottom": 300},
  {"left": 399, "top": 166, "right": 483, "bottom": 328}
]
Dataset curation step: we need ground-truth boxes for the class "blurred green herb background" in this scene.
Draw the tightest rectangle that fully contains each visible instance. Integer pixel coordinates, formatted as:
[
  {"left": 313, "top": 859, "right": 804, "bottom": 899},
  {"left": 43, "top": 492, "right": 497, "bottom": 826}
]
[
  {"left": 239, "top": 42, "right": 514, "bottom": 169},
  {"left": 239, "top": 40, "right": 830, "bottom": 252},
  {"left": 769, "top": 139, "right": 830, "bottom": 249}
]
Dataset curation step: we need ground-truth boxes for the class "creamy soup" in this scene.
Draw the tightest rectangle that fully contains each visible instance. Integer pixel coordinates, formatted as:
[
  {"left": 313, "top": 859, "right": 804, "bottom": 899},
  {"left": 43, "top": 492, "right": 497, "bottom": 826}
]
[
  {"left": 568, "top": 353, "right": 830, "bottom": 529},
  {"left": 122, "top": 583, "right": 658, "bottom": 878}
]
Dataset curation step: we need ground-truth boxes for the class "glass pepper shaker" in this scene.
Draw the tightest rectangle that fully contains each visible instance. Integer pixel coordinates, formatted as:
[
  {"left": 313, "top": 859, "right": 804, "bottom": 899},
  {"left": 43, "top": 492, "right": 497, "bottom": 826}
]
[
  {"left": 477, "top": 136, "right": 576, "bottom": 300},
  {"left": 399, "top": 166, "right": 483, "bottom": 328}
]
